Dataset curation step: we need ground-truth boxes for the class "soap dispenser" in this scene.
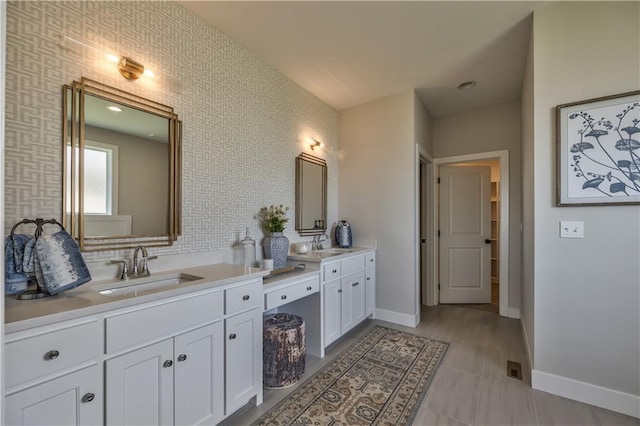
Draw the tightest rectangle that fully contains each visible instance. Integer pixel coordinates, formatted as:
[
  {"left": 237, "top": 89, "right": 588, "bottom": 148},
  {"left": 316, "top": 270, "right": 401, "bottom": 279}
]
[{"left": 240, "top": 228, "right": 256, "bottom": 267}]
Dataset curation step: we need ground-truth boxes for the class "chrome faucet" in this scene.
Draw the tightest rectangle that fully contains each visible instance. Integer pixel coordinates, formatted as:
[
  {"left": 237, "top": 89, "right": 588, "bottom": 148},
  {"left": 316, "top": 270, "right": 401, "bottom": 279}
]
[
  {"left": 312, "top": 234, "right": 329, "bottom": 251},
  {"left": 133, "top": 246, "right": 148, "bottom": 276}
]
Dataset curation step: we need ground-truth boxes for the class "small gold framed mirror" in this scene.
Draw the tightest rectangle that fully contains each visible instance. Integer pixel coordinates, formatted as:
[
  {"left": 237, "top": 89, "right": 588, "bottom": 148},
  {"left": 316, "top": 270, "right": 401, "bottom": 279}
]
[
  {"left": 63, "top": 78, "right": 182, "bottom": 251},
  {"left": 295, "top": 153, "right": 327, "bottom": 236}
]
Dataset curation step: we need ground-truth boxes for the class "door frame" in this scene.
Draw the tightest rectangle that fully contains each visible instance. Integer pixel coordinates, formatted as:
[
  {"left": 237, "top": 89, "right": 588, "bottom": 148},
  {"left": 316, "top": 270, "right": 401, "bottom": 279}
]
[
  {"left": 416, "top": 146, "right": 435, "bottom": 311},
  {"left": 432, "top": 150, "right": 511, "bottom": 318}
]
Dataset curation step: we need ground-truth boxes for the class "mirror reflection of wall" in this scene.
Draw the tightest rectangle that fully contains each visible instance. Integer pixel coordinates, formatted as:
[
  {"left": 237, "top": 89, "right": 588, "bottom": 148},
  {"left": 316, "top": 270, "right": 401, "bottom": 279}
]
[
  {"left": 84, "top": 125, "right": 169, "bottom": 236},
  {"left": 295, "top": 153, "right": 327, "bottom": 236},
  {"left": 301, "top": 160, "right": 324, "bottom": 229}
]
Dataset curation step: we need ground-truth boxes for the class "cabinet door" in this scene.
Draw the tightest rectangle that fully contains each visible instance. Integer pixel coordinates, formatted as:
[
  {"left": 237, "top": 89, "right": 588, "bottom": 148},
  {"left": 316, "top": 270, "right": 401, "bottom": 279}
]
[
  {"left": 365, "top": 268, "right": 376, "bottom": 317},
  {"left": 5, "top": 365, "right": 102, "bottom": 426},
  {"left": 323, "top": 279, "right": 341, "bottom": 346},
  {"left": 174, "top": 322, "right": 224, "bottom": 426},
  {"left": 225, "top": 308, "right": 261, "bottom": 415},
  {"left": 106, "top": 339, "right": 174, "bottom": 426},
  {"left": 341, "top": 271, "right": 365, "bottom": 334}
]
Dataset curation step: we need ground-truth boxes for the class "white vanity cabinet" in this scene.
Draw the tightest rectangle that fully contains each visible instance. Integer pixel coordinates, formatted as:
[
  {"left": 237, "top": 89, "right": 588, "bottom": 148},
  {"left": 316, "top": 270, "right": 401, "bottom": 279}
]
[
  {"left": 4, "top": 318, "right": 102, "bottom": 426},
  {"left": 321, "top": 250, "right": 375, "bottom": 347},
  {"left": 223, "top": 280, "right": 263, "bottom": 415},
  {"left": 4, "top": 265, "right": 266, "bottom": 426},
  {"left": 105, "top": 290, "right": 225, "bottom": 426}
]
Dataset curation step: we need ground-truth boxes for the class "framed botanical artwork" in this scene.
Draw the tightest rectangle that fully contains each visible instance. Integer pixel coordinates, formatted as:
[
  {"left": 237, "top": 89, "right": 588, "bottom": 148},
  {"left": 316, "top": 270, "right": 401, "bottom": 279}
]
[{"left": 557, "top": 90, "right": 640, "bottom": 206}]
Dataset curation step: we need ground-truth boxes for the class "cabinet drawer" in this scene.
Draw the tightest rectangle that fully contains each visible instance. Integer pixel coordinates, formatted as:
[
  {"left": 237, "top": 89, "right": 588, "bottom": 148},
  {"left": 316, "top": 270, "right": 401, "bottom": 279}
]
[
  {"left": 342, "top": 255, "right": 365, "bottom": 276},
  {"left": 365, "top": 252, "right": 376, "bottom": 268},
  {"left": 323, "top": 262, "right": 341, "bottom": 282},
  {"left": 225, "top": 280, "right": 262, "bottom": 315},
  {"left": 106, "top": 290, "right": 222, "bottom": 354},
  {"left": 5, "top": 319, "right": 99, "bottom": 389},
  {"left": 264, "top": 276, "right": 319, "bottom": 310}
]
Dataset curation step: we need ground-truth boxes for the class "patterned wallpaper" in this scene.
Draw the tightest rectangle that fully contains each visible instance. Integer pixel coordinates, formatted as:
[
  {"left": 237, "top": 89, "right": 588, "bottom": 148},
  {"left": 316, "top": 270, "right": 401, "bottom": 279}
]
[{"left": 4, "top": 1, "right": 339, "bottom": 263}]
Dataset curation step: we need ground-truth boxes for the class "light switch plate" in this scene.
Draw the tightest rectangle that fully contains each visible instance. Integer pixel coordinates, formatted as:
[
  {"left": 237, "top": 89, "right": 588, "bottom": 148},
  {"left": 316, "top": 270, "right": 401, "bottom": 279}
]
[{"left": 560, "top": 221, "right": 584, "bottom": 238}]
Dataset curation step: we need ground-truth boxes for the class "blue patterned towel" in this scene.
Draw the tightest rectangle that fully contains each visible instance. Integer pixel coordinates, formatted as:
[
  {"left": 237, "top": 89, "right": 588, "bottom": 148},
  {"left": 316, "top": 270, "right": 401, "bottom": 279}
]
[
  {"left": 34, "top": 230, "right": 91, "bottom": 295},
  {"left": 4, "top": 234, "right": 34, "bottom": 294}
]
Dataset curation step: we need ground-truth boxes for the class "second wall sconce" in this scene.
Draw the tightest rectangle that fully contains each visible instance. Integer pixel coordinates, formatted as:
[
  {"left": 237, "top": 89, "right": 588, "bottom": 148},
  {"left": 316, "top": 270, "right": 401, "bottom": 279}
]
[{"left": 310, "top": 139, "right": 322, "bottom": 150}]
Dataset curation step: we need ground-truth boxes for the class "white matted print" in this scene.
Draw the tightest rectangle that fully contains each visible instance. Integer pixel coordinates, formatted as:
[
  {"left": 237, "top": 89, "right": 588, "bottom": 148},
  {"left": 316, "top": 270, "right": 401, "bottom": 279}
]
[{"left": 557, "top": 91, "right": 640, "bottom": 206}]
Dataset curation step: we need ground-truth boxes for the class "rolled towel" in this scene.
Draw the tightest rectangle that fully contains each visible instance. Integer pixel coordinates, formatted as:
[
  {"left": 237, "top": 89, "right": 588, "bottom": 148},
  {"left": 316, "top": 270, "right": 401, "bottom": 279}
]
[
  {"left": 4, "top": 234, "right": 34, "bottom": 294},
  {"left": 34, "top": 230, "right": 91, "bottom": 295}
]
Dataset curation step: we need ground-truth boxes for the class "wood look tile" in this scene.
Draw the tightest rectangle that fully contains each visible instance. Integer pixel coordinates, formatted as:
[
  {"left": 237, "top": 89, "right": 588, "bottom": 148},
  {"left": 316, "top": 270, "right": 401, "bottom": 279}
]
[
  {"left": 476, "top": 379, "right": 538, "bottom": 426},
  {"left": 532, "top": 390, "right": 602, "bottom": 426},
  {"left": 425, "top": 366, "right": 483, "bottom": 425},
  {"left": 413, "top": 407, "right": 472, "bottom": 426},
  {"left": 442, "top": 339, "right": 486, "bottom": 376}
]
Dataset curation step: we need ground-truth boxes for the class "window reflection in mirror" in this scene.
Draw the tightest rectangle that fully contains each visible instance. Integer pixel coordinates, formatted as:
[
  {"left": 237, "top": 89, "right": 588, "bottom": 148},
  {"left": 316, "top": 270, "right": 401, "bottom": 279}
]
[
  {"left": 295, "top": 153, "right": 327, "bottom": 236},
  {"left": 63, "top": 78, "right": 181, "bottom": 251}
]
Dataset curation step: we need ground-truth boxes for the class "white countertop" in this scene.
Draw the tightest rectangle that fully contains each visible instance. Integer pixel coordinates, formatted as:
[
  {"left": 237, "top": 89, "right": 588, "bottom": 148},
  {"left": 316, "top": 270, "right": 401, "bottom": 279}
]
[
  {"left": 287, "top": 246, "right": 374, "bottom": 263},
  {"left": 5, "top": 263, "right": 270, "bottom": 333}
]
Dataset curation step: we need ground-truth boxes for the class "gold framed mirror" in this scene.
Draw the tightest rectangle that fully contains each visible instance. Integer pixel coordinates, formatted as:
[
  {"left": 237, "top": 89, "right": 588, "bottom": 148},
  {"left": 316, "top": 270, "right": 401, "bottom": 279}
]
[
  {"left": 295, "top": 153, "right": 327, "bottom": 236},
  {"left": 63, "top": 78, "right": 182, "bottom": 251}
]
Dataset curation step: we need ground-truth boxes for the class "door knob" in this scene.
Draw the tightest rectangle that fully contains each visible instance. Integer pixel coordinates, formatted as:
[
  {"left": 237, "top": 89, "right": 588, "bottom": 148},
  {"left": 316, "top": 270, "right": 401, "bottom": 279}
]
[{"left": 485, "top": 239, "right": 492, "bottom": 244}]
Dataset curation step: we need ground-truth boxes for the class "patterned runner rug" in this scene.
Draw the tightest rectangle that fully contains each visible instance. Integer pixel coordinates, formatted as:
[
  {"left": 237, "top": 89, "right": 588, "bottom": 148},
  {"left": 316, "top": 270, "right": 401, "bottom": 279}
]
[{"left": 253, "top": 325, "right": 448, "bottom": 425}]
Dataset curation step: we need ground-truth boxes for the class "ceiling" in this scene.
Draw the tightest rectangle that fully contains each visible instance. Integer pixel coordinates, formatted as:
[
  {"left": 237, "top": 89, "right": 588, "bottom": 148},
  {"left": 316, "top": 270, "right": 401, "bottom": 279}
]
[{"left": 179, "top": 1, "right": 548, "bottom": 117}]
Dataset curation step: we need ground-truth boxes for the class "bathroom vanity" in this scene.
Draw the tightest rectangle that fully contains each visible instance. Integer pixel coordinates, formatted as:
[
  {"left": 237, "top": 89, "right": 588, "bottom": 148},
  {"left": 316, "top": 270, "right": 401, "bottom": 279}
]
[
  {"left": 4, "top": 248, "right": 375, "bottom": 426},
  {"left": 4, "top": 264, "right": 267, "bottom": 426}
]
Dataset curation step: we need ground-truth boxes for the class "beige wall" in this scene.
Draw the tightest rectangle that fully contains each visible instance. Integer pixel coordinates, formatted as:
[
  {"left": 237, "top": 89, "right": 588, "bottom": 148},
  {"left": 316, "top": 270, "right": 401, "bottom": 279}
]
[
  {"left": 339, "top": 90, "right": 419, "bottom": 323},
  {"left": 85, "top": 126, "right": 168, "bottom": 236},
  {"left": 4, "top": 1, "right": 338, "bottom": 262},
  {"left": 432, "top": 100, "right": 523, "bottom": 312},
  {"left": 414, "top": 94, "right": 433, "bottom": 155},
  {"left": 520, "top": 26, "right": 535, "bottom": 366},
  {"left": 531, "top": 1, "right": 639, "bottom": 411}
]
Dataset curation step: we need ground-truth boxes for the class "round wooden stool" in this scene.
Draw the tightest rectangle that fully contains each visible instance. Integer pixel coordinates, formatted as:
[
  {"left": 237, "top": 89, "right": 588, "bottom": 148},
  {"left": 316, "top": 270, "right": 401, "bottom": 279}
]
[{"left": 263, "top": 313, "right": 306, "bottom": 388}]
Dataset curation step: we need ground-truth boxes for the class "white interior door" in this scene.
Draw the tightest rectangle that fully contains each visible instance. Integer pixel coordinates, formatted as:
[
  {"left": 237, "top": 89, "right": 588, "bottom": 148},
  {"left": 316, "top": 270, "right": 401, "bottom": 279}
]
[{"left": 439, "top": 165, "right": 491, "bottom": 303}]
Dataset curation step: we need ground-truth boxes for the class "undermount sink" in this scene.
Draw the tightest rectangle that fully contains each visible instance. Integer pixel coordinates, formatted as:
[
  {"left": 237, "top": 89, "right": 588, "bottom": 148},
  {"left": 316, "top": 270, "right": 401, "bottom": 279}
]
[
  {"left": 317, "top": 248, "right": 354, "bottom": 257},
  {"left": 94, "top": 273, "right": 204, "bottom": 297}
]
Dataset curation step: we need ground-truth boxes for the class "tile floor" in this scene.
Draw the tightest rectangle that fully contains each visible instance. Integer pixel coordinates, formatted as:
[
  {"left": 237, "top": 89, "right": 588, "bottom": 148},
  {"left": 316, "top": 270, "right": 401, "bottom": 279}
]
[{"left": 224, "top": 304, "right": 639, "bottom": 426}]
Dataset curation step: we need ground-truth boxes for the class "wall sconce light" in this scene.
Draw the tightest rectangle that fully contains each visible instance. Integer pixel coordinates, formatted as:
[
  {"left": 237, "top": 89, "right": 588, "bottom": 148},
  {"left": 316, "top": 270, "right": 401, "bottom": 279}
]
[
  {"left": 59, "top": 31, "right": 152, "bottom": 81},
  {"left": 310, "top": 139, "right": 322, "bottom": 150},
  {"left": 118, "top": 57, "right": 145, "bottom": 81}
]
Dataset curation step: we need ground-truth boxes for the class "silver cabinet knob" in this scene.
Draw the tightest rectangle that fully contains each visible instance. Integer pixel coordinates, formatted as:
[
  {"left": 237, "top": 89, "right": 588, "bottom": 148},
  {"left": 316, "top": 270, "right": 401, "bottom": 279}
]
[
  {"left": 177, "top": 354, "right": 187, "bottom": 362},
  {"left": 307, "top": 286, "right": 312, "bottom": 291},
  {"left": 242, "top": 295, "right": 250, "bottom": 301},
  {"left": 332, "top": 269, "right": 337, "bottom": 273},
  {"left": 338, "top": 289, "right": 342, "bottom": 293},
  {"left": 281, "top": 295, "right": 287, "bottom": 300},
  {"left": 367, "top": 277, "right": 371, "bottom": 280},
  {"left": 163, "top": 360, "right": 173, "bottom": 368},
  {"left": 352, "top": 282, "right": 359, "bottom": 287},
  {"left": 229, "top": 333, "right": 237, "bottom": 340},
  {"left": 81, "top": 393, "right": 95, "bottom": 403},
  {"left": 44, "top": 350, "right": 60, "bottom": 360}
]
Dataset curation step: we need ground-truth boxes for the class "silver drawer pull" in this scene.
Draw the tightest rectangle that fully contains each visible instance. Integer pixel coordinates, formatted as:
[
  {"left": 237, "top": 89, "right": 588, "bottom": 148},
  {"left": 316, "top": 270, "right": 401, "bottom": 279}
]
[
  {"left": 177, "top": 354, "right": 187, "bottom": 362},
  {"left": 163, "top": 360, "right": 173, "bottom": 368},
  {"left": 81, "top": 393, "right": 95, "bottom": 403},
  {"left": 332, "top": 269, "right": 337, "bottom": 273},
  {"left": 338, "top": 289, "right": 342, "bottom": 293},
  {"left": 242, "top": 295, "right": 250, "bottom": 301},
  {"left": 369, "top": 258, "right": 374, "bottom": 262},
  {"left": 307, "top": 286, "right": 312, "bottom": 291},
  {"left": 44, "top": 350, "right": 60, "bottom": 360},
  {"left": 229, "top": 333, "right": 237, "bottom": 340},
  {"left": 281, "top": 295, "right": 287, "bottom": 300},
  {"left": 367, "top": 277, "right": 371, "bottom": 281},
  {"left": 352, "top": 282, "right": 359, "bottom": 287}
]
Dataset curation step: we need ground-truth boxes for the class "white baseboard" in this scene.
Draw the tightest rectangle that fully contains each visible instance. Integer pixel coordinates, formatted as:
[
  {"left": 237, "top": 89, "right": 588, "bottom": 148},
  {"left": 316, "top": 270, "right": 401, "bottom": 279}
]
[
  {"left": 519, "top": 318, "right": 533, "bottom": 372},
  {"left": 374, "top": 308, "right": 419, "bottom": 327},
  {"left": 532, "top": 369, "right": 640, "bottom": 418},
  {"left": 508, "top": 307, "right": 521, "bottom": 319}
]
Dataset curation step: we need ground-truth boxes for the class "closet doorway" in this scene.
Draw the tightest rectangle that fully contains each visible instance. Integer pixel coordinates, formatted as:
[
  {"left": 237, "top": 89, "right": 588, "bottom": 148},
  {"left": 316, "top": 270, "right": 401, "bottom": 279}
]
[{"left": 431, "top": 150, "right": 510, "bottom": 317}]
